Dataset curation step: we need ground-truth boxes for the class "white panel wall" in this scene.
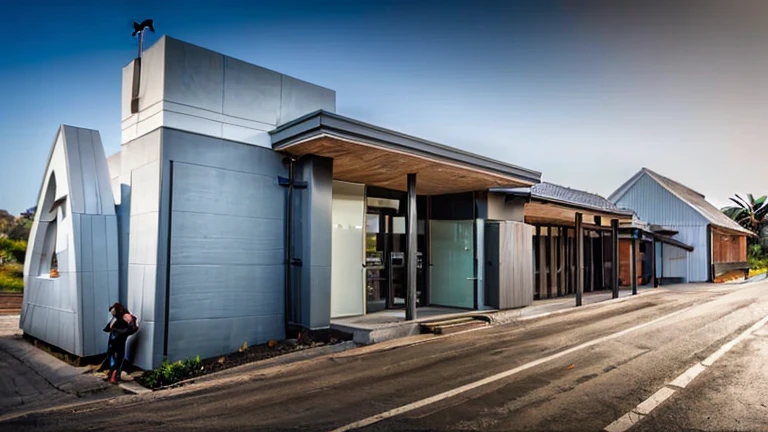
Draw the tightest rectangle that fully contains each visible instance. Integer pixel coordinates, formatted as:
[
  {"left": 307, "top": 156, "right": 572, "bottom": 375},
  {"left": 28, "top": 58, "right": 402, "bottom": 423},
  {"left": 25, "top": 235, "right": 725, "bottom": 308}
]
[
  {"left": 278, "top": 75, "right": 336, "bottom": 125},
  {"left": 120, "top": 130, "right": 163, "bottom": 369},
  {"left": 120, "top": 36, "right": 336, "bottom": 147},
  {"left": 661, "top": 243, "right": 689, "bottom": 281},
  {"left": 330, "top": 181, "right": 365, "bottom": 318},
  {"left": 22, "top": 126, "right": 119, "bottom": 357},
  {"left": 159, "top": 129, "right": 287, "bottom": 365},
  {"left": 670, "top": 226, "right": 709, "bottom": 282}
]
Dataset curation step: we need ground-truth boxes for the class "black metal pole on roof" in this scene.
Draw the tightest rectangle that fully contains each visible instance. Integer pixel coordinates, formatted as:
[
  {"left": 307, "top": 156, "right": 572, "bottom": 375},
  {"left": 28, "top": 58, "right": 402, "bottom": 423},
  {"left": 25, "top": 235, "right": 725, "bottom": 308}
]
[{"left": 130, "top": 19, "right": 155, "bottom": 114}]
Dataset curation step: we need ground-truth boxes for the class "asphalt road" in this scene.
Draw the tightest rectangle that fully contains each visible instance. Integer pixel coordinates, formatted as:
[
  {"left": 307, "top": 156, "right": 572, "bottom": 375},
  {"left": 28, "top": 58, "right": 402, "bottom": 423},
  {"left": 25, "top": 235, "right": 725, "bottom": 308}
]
[{"left": 3, "top": 280, "right": 768, "bottom": 432}]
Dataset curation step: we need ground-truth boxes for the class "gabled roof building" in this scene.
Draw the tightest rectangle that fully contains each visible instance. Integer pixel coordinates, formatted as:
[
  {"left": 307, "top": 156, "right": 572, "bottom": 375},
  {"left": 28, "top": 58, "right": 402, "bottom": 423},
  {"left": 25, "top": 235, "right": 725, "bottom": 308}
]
[{"left": 609, "top": 168, "right": 751, "bottom": 283}]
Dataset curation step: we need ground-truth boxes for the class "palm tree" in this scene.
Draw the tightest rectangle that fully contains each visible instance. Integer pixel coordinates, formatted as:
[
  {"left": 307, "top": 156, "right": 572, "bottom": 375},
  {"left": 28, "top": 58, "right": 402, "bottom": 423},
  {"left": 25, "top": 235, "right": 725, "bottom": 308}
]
[{"left": 722, "top": 194, "right": 768, "bottom": 247}]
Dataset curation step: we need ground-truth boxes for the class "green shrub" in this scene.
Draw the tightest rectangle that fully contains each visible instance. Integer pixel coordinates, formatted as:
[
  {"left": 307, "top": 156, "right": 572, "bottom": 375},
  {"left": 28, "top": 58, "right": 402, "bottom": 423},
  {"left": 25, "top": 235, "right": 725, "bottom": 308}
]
[
  {"left": 748, "top": 255, "right": 768, "bottom": 271},
  {"left": 0, "top": 238, "right": 27, "bottom": 264},
  {"left": 137, "top": 355, "right": 203, "bottom": 389},
  {"left": 0, "top": 273, "right": 24, "bottom": 292},
  {"left": 1, "top": 262, "right": 23, "bottom": 278}
]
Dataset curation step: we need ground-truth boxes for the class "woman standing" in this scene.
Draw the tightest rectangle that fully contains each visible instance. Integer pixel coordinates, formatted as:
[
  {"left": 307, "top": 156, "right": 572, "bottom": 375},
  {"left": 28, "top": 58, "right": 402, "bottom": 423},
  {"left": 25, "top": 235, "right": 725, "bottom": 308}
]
[{"left": 103, "top": 302, "right": 136, "bottom": 384}]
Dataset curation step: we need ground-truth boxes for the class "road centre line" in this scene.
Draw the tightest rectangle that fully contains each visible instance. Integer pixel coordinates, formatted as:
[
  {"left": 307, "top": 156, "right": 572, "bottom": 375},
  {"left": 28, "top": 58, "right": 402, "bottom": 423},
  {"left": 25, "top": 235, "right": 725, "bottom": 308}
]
[{"left": 329, "top": 305, "right": 695, "bottom": 432}]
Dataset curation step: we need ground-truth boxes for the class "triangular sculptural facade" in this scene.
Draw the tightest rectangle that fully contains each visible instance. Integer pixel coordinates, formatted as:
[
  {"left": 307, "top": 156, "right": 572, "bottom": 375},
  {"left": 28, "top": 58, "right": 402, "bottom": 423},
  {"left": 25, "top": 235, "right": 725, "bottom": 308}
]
[{"left": 22, "top": 125, "right": 119, "bottom": 357}]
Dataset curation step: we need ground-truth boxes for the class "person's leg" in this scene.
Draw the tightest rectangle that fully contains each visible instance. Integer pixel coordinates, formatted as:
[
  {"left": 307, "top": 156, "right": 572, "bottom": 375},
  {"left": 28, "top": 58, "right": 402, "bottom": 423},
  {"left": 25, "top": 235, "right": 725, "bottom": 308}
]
[
  {"left": 103, "top": 337, "right": 116, "bottom": 380},
  {"left": 111, "top": 337, "right": 127, "bottom": 383}
]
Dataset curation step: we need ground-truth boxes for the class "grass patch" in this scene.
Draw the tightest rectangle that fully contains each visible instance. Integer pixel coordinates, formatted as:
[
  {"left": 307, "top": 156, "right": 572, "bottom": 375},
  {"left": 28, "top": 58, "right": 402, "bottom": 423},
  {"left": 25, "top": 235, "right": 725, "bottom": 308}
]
[{"left": 749, "top": 268, "right": 767, "bottom": 278}]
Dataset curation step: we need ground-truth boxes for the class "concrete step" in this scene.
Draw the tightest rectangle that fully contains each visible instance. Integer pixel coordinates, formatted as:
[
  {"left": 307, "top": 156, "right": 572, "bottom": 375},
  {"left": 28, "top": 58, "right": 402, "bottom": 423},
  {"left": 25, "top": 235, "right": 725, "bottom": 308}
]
[{"left": 420, "top": 317, "right": 489, "bottom": 335}]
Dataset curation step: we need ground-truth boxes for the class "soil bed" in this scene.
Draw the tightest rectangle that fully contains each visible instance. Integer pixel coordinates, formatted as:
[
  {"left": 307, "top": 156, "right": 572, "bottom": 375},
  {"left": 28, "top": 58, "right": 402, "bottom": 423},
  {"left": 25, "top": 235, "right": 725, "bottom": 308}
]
[{"left": 134, "top": 328, "right": 353, "bottom": 389}]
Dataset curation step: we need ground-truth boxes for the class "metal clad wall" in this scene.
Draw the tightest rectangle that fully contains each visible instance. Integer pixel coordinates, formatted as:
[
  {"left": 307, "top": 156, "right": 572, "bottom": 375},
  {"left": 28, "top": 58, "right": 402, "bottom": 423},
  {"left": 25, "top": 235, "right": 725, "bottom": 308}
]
[
  {"left": 121, "top": 129, "right": 163, "bottom": 369},
  {"left": 123, "top": 36, "right": 336, "bottom": 146},
  {"left": 661, "top": 243, "right": 689, "bottom": 280},
  {"left": 613, "top": 173, "right": 710, "bottom": 282},
  {"left": 614, "top": 174, "right": 705, "bottom": 226},
  {"left": 161, "top": 129, "right": 287, "bottom": 363},
  {"left": 296, "top": 156, "right": 333, "bottom": 329},
  {"left": 670, "top": 227, "right": 709, "bottom": 282},
  {"left": 22, "top": 126, "right": 118, "bottom": 357}
]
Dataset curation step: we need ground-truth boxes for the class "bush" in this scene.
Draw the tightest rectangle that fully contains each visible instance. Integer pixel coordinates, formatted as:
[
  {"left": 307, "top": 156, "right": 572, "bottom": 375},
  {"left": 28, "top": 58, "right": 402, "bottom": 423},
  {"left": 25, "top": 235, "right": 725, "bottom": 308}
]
[
  {"left": 748, "top": 255, "right": 768, "bottom": 270},
  {"left": 0, "top": 238, "right": 27, "bottom": 264},
  {"left": 2, "top": 262, "right": 23, "bottom": 278},
  {"left": 137, "top": 355, "right": 203, "bottom": 389},
  {"left": 0, "top": 273, "right": 24, "bottom": 292}
]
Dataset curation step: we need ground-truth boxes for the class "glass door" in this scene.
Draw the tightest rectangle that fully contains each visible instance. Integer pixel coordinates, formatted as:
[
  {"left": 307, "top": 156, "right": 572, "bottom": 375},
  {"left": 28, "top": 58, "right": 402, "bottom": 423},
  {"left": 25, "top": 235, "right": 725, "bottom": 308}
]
[
  {"left": 429, "top": 220, "right": 476, "bottom": 309},
  {"left": 365, "top": 213, "right": 388, "bottom": 313}
]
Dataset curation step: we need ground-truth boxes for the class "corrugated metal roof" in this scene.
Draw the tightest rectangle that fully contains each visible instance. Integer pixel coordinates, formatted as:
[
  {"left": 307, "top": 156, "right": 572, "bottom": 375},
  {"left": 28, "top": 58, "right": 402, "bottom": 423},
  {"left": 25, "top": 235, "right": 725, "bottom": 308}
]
[
  {"left": 494, "top": 182, "right": 635, "bottom": 216},
  {"left": 611, "top": 168, "right": 753, "bottom": 236}
]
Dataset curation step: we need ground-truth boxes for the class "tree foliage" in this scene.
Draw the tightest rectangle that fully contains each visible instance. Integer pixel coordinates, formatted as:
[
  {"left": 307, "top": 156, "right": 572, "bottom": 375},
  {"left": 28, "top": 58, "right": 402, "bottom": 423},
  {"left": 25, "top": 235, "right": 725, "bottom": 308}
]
[
  {"left": 0, "top": 209, "right": 32, "bottom": 292},
  {"left": 722, "top": 194, "right": 768, "bottom": 252},
  {"left": 0, "top": 209, "right": 33, "bottom": 241}
]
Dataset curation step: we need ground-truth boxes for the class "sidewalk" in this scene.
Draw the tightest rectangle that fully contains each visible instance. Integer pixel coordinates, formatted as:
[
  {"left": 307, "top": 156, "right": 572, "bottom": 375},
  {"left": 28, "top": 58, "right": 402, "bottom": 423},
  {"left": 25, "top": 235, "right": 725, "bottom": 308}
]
[
  {"left": 0, "top": 315, "right": 123, "bottom": 418},
  {"left": 331, "top": 286, "right": 659, "bottom": 343}
]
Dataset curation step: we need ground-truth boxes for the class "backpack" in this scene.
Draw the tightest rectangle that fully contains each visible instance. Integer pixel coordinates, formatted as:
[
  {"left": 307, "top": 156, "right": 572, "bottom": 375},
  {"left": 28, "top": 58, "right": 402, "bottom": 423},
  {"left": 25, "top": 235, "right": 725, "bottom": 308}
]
[{"left": 126, "top": 314, "right": 139, "bottom": 336}]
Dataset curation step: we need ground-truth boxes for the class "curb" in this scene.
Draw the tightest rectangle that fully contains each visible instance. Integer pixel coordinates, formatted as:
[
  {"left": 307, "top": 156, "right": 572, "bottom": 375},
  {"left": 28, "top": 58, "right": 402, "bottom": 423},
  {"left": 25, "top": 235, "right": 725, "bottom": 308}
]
[
  {"left": 487, "top": 288, "right": 665, "bottom": 326},
  {"left": 143, "top": 340, "right": 359, "bottom": 392}
]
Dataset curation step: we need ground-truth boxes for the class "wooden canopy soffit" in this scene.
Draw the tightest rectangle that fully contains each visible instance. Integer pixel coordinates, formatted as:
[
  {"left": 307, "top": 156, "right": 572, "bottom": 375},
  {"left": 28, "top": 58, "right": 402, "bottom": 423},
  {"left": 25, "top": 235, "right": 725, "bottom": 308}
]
[
  {"left": 278, "top": 135, "right": 533, "bottom": 195},
  {"left": 524, "top": 202, "right": 633, "bottom": 227}
]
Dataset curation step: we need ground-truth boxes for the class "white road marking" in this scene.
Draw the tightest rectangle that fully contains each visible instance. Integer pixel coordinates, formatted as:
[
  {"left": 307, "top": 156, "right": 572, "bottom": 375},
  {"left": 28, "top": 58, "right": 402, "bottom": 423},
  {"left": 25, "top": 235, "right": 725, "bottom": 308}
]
[
  {"left": 667, "top": 363, "right": 706, "bottom": 389},
  {"left": 603, "top": 312, "right": 768, "bottom": 432},
  {"left": 329, "top": 306, "right": 694, "bottom": 432},
  {"left": 604, "top": 411, "right": 644, "bottom": 432},
  {"left": 633, "top": 387, "right": 676, "bottom": 415}
]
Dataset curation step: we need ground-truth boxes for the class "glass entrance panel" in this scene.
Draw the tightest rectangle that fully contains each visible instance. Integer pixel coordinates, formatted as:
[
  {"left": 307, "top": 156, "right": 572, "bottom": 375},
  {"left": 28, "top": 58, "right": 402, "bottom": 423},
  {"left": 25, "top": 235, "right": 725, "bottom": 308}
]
[
  {"left": 365, "top": 214, "right": 387, "bottom": 312},
  {"left": 429, "top": 220, "right": 475, "bottom": 309}
]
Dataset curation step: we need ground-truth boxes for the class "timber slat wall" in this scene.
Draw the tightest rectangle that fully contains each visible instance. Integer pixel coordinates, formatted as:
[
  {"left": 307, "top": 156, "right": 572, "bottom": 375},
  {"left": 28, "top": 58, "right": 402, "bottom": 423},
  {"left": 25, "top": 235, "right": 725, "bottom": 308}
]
[
  {"left": 618, "top": 239, "right": 642, "bottom": 286},
  {"left": 498, "top": 221, "right": 534, "bottom": 308},
  {"left": 712, "top": 232, "right": 747, "bottom": 264}
]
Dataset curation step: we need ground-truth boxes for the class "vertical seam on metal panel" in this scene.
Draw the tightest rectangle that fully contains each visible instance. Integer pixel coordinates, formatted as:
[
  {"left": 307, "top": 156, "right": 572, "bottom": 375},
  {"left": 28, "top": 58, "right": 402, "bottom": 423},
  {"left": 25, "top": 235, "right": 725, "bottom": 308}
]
[
  {"left": 89, "top": 130, "right": 102, "bottom": 214},
  {"left": 162, "top": 160, "right": 174, "bottom": 359},
  {"left": 221, "top": 56, "right": 226, "bottom": 138},
  {"left": 278, "top": 75, "right": 284, "bottom": 125}
]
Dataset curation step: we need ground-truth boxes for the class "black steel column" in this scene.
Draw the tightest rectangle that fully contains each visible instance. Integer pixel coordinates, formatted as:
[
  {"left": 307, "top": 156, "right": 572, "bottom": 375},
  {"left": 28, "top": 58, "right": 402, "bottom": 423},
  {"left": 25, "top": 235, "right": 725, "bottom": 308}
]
[
  {"left": 575, "top": 213, "right": 584, "bottom": 306},
  {"left": 651, "top": 236, "right": 658, "bottom": 288},
  {"left": 611, "top": 219, "right": 619, "bottom": 299},
  {"left": 406, "top": 173, "right": 417, "bottom": 321},
  {"left": 631, "top": 230, "right": 638, "bottom": 295}
]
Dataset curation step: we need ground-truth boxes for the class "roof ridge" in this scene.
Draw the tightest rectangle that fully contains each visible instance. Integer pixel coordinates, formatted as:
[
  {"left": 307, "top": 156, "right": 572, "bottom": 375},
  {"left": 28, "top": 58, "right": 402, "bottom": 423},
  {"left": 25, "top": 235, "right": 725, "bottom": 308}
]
[
  {"left": 539, "top": 181, "right": 609, "bottom": 200},
  {"left": 641, "top": 167, "right": 706, "bottom": 199}
]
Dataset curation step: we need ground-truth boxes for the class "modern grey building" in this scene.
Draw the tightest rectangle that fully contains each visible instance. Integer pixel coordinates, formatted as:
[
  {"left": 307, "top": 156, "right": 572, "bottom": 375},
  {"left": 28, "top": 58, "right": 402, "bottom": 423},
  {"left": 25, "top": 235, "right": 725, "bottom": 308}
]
[{"left": 22, "top": 36, "right": 542, "bottom": 369}]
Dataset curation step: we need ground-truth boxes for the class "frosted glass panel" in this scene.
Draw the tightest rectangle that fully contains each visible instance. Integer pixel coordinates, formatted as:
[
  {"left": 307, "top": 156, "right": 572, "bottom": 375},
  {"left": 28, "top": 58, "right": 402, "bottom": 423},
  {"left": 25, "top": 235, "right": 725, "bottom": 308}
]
[
  {"left": 430, "top": 220, "right": 475, "bottom": 309},
  {"left": 331, "top": 182, "right": 365, "bottom": 318},
  {"left": 393, "top": 217, "right": 425, "bottom": 234}
]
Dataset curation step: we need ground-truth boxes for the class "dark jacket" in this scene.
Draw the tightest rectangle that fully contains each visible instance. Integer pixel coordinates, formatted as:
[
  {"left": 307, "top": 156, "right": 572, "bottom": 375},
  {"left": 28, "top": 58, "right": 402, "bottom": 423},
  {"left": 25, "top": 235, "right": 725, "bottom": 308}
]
[{"left": 103, "top": 316, "right": 132, "bottom": 338}]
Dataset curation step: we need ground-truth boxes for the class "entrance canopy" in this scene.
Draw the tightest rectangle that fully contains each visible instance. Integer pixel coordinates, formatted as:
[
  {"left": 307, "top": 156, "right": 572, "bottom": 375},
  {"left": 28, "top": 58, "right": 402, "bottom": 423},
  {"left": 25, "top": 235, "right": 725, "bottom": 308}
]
[
  {"left": 270, "top": 110, "right": 541, "bottom": 195},
  {"left": 493, "top": 182, "right": 635, "bottom": 227}
]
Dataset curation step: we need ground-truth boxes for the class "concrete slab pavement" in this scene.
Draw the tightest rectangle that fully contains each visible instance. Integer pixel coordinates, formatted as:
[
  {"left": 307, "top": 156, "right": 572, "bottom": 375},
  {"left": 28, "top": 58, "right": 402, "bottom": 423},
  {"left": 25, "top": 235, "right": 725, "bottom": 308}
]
[{"left": 0, "top": 315, "right": 122, "bottom": 417}]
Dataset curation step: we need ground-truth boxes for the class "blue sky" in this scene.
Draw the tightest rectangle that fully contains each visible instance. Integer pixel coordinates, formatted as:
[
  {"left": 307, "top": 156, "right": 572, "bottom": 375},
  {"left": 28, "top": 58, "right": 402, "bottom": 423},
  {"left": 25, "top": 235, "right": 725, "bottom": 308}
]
[{"left": 2, "top": 0, "right": 767, "bottom": 214}]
